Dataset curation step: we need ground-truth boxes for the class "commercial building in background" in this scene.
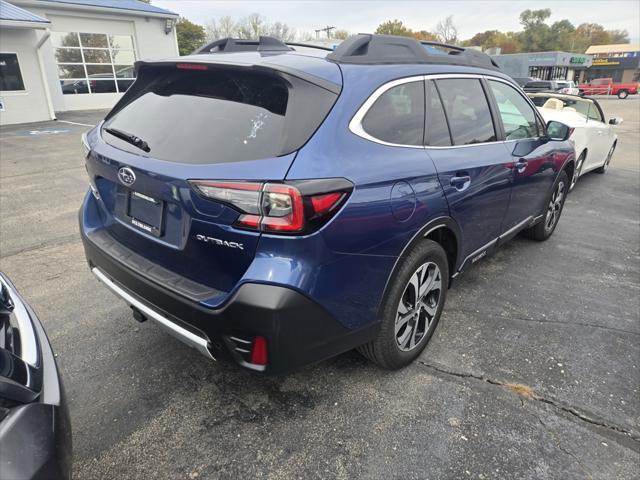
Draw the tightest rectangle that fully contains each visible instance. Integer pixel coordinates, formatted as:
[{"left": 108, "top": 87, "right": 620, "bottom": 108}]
[
  {"left": 585, "top": 43, "right": 640, "bottom": 83},
  {"left": 491, "top": 51, "right": 592, "bottom": 82},
  {"left": 0, "top": 0, "right": 178, "bottom": 125}
]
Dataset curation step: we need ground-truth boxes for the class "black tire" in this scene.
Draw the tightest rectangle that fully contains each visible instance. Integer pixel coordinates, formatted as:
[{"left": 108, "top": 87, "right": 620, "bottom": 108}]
[
  {"left": 358, "top": 240, "right": 448, "bottom": 369},
  {"left": 522, "top": 170, "right": 569, "bottom": 242},
  {"left": 617, "top": 90, "right": 629, "bottom": 99},
  {"left": 595, "top": 143, "right": 615, "bottom": 174},
  {"left": 569, "top": 151, "right": 585, "bottom": 191}
]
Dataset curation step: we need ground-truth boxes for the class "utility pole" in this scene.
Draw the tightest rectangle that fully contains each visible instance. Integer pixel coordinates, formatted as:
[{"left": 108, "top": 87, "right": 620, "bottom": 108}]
[{"left": 315, "top": 25, "right": 335, "bottom": 39}]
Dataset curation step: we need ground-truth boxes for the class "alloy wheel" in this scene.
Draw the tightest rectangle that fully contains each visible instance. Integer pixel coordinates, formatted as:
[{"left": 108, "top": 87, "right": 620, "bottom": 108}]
[
  {"left": 395, "top": 262, "right": 442, "bottom": 352},
  {"left": 570, "top": 156, "right": 584, "bottom": 190},
  {"left": 603, "top": 145, "right": 615, "bottom": 172},
  {"left": 545, "top": 180, "right": 565, "bottom": 233}
]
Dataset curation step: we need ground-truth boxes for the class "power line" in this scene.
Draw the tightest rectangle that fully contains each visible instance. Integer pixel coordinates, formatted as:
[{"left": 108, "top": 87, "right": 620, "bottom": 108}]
[{"left": 315, "top": 25, "right": 336, "bottom": 39}]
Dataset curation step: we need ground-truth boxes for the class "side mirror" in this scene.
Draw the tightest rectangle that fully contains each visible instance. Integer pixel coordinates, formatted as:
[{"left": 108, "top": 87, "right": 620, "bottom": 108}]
[
  {"left": 546, "top": 120, "right": 572, "bottom": 141},
  {"left": 609, "top": 117, "right": 623, "bottom": 125}
]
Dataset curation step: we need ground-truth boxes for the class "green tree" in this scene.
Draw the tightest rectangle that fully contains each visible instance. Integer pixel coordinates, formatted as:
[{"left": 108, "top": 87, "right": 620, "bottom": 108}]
[
  {"left": 462, "top": 30, "right": 520, "bottom": 53},
  {"left": 176, "top": 17, "right": 206, "bottom": 55},
  {"left": 334, "top": 29, "right": 350, "bottom": 40},
  {"left": 463, "top": 30, "right": 500, "bottom": 47},
  {"left": 570, "top": 23, "right": 611, "bottom": 52},
  {"left": 375, "top": 19, "right": 413, "bottom": 37},
  {"left": 607, "top": 29, "right": 630, "bottom": 43},
  {"left": 518, "top": 9, "right": 552, "bottom": 52},
  {"left": 550, "top": 19, "right": 575, "bottom": 51}
]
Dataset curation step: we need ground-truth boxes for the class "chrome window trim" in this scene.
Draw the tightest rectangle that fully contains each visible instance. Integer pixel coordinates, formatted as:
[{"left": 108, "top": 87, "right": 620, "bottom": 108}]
[
  {"left": 349, "top": 75, "right": 426, "bottom": 149},
  {"left": 349, "top": 72, "right": 539, "bottom": 149}
]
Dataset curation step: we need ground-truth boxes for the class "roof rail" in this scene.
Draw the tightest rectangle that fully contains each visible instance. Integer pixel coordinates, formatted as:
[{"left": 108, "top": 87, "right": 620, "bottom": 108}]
[
  {"left": 326, "top": 34, "right": 499, "bottom": 70},
  {"left": 286, "top": 42, "right": 335, "bottom": 52},
  {"left": 194, "top": 36, "right": 292, "bottom": 55}
]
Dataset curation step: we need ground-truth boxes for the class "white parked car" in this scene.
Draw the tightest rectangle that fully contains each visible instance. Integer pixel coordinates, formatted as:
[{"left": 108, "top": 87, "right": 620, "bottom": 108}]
[{"left": 528, "top": 93, "right": 623, "bottom": 190}]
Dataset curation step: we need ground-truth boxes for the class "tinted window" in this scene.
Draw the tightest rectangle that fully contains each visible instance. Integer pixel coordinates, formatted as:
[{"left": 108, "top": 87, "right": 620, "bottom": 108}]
[
  {"left": 425, "top": 81, "right": 451, "bottom": 146},
  {"left": 489, "top": 80, "right": 538, "bottom": 140},
  {"left": 525, "top": 81, "right": 551, "bottom": 89},
  {"left": 362, "top": 81, "right": 424, "bottom": 146},
  {"left": 103, "top": 67, "right": 337, "bottom": 163},
  {"left": 0, "top": 54, "right": 25, "bottom": 91},
  {"left": 435, "top": 79, "right": 496, "bottom": 145}
]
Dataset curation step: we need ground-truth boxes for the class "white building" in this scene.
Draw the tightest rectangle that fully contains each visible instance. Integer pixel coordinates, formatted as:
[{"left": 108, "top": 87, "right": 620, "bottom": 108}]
[{"left": 0, "top": 0, "right": 178, "bottom": 125}]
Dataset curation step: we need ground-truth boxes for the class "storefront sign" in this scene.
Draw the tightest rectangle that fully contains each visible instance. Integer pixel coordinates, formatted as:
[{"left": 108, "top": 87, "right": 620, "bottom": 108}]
[
  {"left": 593, "top": 58, "right": 620, "bottom": 66},
  {"left": 570, "top": 56, "right": 587, "bottom": 64}
]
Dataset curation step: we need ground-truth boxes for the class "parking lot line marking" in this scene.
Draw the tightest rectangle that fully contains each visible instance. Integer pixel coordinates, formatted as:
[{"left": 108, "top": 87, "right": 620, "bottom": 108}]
[{"left": 56, "top": 119, "right": 94, "bottom": 127}]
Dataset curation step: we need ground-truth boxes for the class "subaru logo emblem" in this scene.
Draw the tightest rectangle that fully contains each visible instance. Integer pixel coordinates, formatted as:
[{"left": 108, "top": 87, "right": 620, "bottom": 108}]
[{"left": 118, "top": 167, "right": 136, "bottom": 186}]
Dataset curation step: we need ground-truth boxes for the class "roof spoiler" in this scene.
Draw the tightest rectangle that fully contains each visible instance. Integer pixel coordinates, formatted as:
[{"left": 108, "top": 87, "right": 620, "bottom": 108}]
[
  {"left": 327, "top": 34, "right": 500, "bottom": 70},
  {"left": 193, "top": 36, "right": 292, "bottom": 55}
]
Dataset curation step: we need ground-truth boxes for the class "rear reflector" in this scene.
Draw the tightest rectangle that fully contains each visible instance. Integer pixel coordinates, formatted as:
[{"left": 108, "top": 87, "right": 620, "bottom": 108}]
[
  {"left": 189, "top": 179, "right": 352, "bottom": 235},
  {"left": 250, "top": 336, "right": 268, "bottom": 366}
]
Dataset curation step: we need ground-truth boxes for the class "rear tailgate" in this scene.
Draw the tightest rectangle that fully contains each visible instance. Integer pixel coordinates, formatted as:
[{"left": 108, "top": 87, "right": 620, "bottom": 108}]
[{"left": 84, "top": 60, "right": 340, "bottom": 301}]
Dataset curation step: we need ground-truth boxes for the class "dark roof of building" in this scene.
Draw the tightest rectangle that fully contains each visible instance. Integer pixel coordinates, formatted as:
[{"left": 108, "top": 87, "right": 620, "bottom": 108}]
[
  {"left": 0, "top": 0, "right": 50, "bottom": 23},
  {"left": 31, "top": 0, "right": 177, "bottom": 16}
]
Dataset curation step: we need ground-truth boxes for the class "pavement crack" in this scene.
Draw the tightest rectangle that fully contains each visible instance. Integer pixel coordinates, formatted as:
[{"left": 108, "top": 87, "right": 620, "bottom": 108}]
[
  {"left": 530, "top": 407, "right": 594, "bottom": 480},
  {"left": 509, "top": 315, "right": 640, "bottom": 337},
  {"left": 0, "top": 234, "right": 80, "bottom": 259},
  {"left": 447, "top": 308, "right": 640, "bottom": 336},
  {"left": 419, "top": 361, "right": 640, "bottom": 443}
]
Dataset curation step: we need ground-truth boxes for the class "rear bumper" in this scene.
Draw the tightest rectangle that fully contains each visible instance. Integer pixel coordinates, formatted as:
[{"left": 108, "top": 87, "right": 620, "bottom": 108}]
[{"left": 81, "top": 225, "right": 377, "bottom": 374}]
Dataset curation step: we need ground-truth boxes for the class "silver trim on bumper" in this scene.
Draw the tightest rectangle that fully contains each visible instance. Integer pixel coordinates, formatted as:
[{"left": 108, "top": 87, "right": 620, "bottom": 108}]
[{"left": 91, "top": 267, "right": 215, "bottom": 360}]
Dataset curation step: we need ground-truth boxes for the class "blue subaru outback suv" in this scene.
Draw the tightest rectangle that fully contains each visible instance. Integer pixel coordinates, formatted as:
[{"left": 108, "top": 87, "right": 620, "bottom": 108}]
[{"left": 80, "top": 34, "right": 575, "bottom": 373}]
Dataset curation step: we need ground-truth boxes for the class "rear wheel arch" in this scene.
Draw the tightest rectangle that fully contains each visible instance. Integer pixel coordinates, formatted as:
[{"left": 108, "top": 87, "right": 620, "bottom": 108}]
[{"left": 379, "top": 217, "right": 461, "bottom": 311}]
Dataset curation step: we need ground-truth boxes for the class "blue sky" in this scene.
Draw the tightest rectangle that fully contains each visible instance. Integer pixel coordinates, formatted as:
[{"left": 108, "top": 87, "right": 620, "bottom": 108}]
[{"left": 155, "top": 0, "right": 640, "bottom": 43}]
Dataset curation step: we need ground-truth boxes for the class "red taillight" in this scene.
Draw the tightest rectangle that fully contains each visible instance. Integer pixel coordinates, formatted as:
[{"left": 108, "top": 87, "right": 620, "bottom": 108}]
[
  {"left": 310, "top": 192, "right": 344, "bottom": 216},
  {"left": 176, "top": 63, "right": 208, "bottom": 71},
  {"left": 189, "top": 179, "right": 351, "bottom": 235},
  {"left": 249, "top": 336, "right": 268, "bottom": 366}
]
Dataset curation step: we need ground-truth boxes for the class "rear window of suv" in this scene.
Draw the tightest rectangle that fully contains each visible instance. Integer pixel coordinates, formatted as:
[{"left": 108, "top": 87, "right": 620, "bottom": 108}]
[{"left": 102, "top": 66, "right": 338, "bottom": 163}]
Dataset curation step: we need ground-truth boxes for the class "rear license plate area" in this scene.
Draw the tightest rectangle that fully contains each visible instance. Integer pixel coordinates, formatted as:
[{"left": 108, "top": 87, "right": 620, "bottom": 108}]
[{"left": 127, "top": 191, "right": 164, "bottom": 236}]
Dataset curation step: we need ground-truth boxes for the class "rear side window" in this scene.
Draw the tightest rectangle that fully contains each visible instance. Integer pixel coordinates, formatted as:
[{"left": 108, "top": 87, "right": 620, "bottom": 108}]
[
  {"left": 103, "top": 66, "right": 337, "bottom": 163},
  {"left": 488, "top": 80, "right": 539, "bottom": 140},
  {"left": 435, "top": 79, "right": 496, "bottom": 145},
  {"left": 361, "top": 81, "right": 424, "bottom": 146},
  {"left": 425, "top": 80, "right": 452, "bottom": 146}
]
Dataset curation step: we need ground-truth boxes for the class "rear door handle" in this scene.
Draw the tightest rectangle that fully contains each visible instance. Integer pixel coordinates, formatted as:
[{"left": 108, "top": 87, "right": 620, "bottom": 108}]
[{"left": 450, "top": 175, "right": 471, "bottom": 191}]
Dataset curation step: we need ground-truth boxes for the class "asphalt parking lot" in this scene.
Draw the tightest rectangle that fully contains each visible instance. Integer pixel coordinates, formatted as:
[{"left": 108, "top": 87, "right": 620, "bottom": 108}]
[{"left": 1, "top": 97, "right": 638, "bottom": 479}]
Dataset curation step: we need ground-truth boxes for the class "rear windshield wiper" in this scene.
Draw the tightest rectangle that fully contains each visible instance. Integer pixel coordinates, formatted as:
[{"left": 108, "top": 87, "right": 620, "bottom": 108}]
[{"left": 104, "top": 127, "right": 150, "bottom": 153}]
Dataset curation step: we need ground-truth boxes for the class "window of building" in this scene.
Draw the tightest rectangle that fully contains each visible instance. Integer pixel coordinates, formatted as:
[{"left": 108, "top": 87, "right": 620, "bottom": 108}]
[
  {"left": 361, "top": 81, "right": 425, "bottom": 146},
  {"left": 435, "top": 79, "right": 496, "bottom": 145},
  {"left": 0, "top": 53, "right": 26, "bottom": 91},
  {"left": 52, "top": 32, "right": 136, "bottom": 95}
]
